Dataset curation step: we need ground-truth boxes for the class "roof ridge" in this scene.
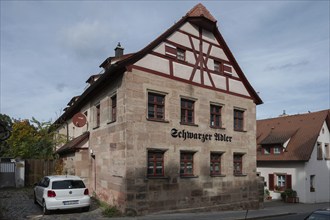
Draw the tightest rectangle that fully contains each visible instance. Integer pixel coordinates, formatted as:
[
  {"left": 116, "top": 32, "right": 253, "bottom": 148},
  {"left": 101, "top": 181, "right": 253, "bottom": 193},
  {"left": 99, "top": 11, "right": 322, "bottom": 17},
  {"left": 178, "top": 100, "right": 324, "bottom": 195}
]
[
  {"left": 258, "top": 109, "right": 330, "bottom": 121},
  {"left": 186, "top": 3, "right": 217, "bottom": 22}
]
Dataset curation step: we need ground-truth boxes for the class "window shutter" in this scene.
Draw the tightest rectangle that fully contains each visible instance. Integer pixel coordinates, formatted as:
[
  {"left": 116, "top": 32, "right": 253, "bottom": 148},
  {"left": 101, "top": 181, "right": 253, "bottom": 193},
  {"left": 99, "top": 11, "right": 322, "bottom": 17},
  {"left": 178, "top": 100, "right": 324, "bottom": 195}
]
[
  {"left": 268, "top": 174, "right": 274, "bottom": 190},
  {"left": 286, "top": 174, "right": 292, "bottom": 189}
]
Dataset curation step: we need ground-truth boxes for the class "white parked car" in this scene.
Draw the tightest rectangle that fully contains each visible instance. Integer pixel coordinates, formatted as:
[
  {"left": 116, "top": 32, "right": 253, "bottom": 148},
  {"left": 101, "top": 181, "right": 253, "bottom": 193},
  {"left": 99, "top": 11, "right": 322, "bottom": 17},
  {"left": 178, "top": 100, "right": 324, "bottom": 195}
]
[{"left": 34, "top": 175, "right": 91, "bottom": 215}]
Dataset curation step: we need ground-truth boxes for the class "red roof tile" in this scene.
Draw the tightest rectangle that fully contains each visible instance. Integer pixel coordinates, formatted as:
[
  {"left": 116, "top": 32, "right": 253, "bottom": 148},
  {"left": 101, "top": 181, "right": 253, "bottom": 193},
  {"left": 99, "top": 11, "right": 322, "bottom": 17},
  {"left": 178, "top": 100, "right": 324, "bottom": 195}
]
[
  {"left": 186, "top": 3, "right": 217, "bottom": 22},
  {"left": 257, "top": 109, "right": 330, "bottom": 161}
]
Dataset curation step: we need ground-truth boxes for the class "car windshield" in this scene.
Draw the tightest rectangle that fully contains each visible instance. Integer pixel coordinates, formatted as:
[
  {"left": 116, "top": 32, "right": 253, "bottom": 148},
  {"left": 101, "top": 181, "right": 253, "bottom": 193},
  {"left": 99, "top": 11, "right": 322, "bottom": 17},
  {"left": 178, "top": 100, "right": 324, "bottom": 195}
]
[{"left": 52, "top": 180, "right": 85, "bottom": 189}]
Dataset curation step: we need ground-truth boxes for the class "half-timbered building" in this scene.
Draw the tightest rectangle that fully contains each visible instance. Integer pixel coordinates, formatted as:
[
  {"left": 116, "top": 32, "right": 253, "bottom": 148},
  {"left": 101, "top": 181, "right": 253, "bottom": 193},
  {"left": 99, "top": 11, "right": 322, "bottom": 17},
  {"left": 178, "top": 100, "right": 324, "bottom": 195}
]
[{"left": 54, "top": 3, "right": 263, "bottom": 214}]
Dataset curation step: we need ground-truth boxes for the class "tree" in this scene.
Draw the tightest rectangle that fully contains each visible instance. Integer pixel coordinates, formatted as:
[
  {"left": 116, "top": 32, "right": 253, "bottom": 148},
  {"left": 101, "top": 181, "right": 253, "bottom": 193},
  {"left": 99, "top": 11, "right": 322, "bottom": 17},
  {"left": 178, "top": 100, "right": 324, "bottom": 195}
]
[
  {"left": 4, "top": 117, "right": 57, "bottom": 159},
  {"left": 0, "top": 114, "right": 13, "bottom": 156}
]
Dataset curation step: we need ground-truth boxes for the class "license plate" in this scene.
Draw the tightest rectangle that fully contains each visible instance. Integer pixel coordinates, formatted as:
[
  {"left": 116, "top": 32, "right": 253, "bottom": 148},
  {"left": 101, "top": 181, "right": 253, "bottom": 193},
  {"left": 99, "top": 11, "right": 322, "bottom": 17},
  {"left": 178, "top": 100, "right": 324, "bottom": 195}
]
[{"left": 63, "top": 200, "right": 79, "bottom": 205}]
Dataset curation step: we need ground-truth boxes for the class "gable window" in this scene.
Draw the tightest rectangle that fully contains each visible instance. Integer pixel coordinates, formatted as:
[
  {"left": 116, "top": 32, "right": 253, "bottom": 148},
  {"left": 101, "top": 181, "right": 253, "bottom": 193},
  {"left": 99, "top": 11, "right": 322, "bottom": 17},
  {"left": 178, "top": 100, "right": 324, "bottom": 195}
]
[
  {"left": 317, "top": 142, "right": 323, "bottom": 160},
  {"left": 177, "top": 48, "right": 185, "bottom": 61},
  {"left": 210, "top": 104, "right": 222, "bottom": 128},
  {"left": 233, "top": 153, "right": 243, "bottom": 175},
  {"left": 181, "top": 99, "right": 194, "bottom": 125},
  {"left": 147, "top": 150, "right": 164, "bottom": 177},
  {"left": 234, "top": 109, "right": 244, "bottom": 131},
  {"left": 210, "top": 152, "right": 223, "bottom": 176},
  {"left": 180, "top": 152, "right": 194, "bottom": 177},
  {"left": 214, "top": 61, "right": 221, "bottom": 73},
  {"left": 268, "top": 173, "right": 292, "bottom": 191},
  {"left": 148, "top": 93, "right": 165, "bottom": 121}
]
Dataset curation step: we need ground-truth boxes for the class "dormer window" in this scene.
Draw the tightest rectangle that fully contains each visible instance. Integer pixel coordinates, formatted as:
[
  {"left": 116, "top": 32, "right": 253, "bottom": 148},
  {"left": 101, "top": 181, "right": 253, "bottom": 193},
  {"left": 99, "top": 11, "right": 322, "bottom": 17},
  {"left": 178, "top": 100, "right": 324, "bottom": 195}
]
[
  {"left": 261, "top": 145, "right": 282, "bottom": 155},
  {"left": 274, "top": 146, "right": 281, "bottom": 154},
  {"left": 264, "top": 147, "right": 271, "bottom": 154}
]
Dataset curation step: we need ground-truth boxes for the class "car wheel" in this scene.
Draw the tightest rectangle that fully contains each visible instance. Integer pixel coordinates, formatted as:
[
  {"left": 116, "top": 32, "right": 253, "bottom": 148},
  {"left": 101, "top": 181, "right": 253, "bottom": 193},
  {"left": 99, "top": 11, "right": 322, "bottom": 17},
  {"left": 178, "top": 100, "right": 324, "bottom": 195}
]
[
  {"left": 82, "top": 206, "right": 90, "bottom": 212},
  {"left": 42, "top": 200, "right": 50, "bottom": 215}
]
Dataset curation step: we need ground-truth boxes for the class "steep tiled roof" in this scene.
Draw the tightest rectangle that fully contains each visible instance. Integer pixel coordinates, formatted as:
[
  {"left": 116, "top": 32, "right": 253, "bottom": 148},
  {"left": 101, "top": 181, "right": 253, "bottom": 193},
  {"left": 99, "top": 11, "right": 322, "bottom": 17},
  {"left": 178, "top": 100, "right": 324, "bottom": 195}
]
[
  {"left": 54, "top": 3, "right": 262, "bottom": 126},
  {"left": 257, "top": 109, "right": 330, "bottom": 161},
  {"left": 56, "top": 132, "right": 89, "bottom": 155},
  {"left": 186, "top": 3, "right": 217, "bottom": 22}
]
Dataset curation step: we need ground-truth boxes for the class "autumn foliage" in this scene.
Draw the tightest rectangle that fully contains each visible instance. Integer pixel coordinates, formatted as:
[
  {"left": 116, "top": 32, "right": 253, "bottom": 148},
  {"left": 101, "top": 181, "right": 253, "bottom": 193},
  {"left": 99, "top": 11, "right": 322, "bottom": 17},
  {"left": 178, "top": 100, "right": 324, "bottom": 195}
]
[{"left": 0, "top": 114, "right": 58, "bottom": 159}]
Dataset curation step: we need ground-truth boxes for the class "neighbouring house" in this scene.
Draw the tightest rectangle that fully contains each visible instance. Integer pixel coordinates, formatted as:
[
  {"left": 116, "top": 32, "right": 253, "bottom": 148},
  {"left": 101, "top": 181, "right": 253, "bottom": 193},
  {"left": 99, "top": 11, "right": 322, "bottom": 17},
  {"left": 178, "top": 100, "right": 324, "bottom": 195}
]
[
  {"left": 54, "top": 3, "right": 263, "bottom": 215},
  {"left": 256, "top": 109, "right": 330, "bottom": 203}
]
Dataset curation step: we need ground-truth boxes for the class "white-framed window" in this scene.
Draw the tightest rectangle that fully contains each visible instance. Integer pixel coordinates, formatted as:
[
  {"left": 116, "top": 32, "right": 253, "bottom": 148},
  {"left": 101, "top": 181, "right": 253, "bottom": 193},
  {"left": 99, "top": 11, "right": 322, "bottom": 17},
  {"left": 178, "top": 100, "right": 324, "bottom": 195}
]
[
  {"left": 264, "top": 147, "right": 271, "bottom": 154},
  {"left": 277, "top": 175, "right": 286, "bottom": 187},
  {"left": 269, "top": 173, "right": 292, "bottom": 191},
  {"left": 274, "top": 146, "right": 281, "bottom": 154}
]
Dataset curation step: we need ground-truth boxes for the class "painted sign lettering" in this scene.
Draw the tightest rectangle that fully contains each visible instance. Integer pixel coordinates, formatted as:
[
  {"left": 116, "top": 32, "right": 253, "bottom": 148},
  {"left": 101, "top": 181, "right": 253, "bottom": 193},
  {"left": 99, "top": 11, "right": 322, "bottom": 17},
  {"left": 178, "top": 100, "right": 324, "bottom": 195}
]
[{"left": 171, "top": 128, "right": 232, "bottom": 143}]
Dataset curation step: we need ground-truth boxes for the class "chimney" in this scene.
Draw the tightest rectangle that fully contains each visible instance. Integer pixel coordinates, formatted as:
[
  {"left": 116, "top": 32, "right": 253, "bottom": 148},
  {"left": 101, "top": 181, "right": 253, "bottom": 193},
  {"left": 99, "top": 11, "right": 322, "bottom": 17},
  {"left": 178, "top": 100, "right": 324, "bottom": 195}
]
[
  {"left": 279, "top": 110, "right": 288, "bottom": 117},
  {"left": 114, "top": 42, "right": 124, "bottom": 57}
]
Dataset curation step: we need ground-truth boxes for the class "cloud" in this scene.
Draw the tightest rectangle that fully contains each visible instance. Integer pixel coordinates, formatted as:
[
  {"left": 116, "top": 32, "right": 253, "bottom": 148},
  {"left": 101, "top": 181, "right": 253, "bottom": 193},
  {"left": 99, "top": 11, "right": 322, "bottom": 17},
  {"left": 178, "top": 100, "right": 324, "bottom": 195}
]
[
  {"left": 265, "top": 60, "right": 309, "bottom": 71},
  {"left": 58, "top": 20, "right": 116, "bottom": 60},
  {"left": 56, "top": 83, "right": 67, "bottom": 92}
]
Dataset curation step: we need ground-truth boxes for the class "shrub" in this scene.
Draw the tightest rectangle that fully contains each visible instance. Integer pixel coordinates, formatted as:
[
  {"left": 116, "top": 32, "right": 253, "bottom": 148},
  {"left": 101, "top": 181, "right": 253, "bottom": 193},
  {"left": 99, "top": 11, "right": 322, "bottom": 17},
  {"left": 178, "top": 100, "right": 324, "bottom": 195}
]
[{"left": 281, "top": 189, "right": 297, "bottom": 200}]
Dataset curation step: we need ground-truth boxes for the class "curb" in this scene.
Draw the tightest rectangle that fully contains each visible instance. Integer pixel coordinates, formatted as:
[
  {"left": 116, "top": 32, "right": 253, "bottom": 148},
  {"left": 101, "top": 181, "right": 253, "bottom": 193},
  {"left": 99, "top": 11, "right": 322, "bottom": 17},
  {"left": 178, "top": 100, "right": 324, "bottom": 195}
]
[{"left": 235, "top": 212, "right": 296, "bottom": 220}]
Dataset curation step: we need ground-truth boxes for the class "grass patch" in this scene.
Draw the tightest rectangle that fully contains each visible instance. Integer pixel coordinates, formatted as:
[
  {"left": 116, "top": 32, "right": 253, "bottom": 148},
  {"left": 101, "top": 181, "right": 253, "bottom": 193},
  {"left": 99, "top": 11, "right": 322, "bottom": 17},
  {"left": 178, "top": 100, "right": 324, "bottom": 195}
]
[
  {"left": 92, "top": 195, "right": 122, "bottom": 217},
  {"left": 102, "top": 205, "right": 122, "bottom": 218}
]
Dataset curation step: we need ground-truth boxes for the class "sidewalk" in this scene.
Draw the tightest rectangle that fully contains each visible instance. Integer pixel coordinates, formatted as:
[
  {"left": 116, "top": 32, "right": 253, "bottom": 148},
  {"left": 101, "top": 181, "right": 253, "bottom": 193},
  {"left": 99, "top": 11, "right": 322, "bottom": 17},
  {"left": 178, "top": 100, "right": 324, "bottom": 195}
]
[{"left": 102, "top": 200, "right": 330, "bottom": 220}]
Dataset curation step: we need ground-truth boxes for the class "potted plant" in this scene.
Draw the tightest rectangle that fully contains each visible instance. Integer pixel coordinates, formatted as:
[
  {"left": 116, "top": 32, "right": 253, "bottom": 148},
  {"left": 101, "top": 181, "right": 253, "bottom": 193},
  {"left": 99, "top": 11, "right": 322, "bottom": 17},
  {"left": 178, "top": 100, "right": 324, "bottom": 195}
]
[
  {"left": 264, "top": 189, "right": 272, "bottom": 200},
  {"left": 282, "top": 189, "right": 298, "bottom": 203}
]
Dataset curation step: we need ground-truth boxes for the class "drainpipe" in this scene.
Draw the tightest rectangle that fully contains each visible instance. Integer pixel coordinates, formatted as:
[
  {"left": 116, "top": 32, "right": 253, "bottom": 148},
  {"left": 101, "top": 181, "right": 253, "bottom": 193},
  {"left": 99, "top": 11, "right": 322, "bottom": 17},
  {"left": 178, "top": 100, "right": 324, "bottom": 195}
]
[{"left": 65, "top": 121, "right": 69, "bottom": 142}]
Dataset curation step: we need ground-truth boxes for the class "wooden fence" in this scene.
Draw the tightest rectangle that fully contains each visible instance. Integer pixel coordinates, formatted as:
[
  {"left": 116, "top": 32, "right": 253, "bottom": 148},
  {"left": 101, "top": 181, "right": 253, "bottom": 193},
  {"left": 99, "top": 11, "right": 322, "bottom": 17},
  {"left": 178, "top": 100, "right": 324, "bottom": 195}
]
[{"left": 25, "top": 159, "right": 55, "bottom": 186}]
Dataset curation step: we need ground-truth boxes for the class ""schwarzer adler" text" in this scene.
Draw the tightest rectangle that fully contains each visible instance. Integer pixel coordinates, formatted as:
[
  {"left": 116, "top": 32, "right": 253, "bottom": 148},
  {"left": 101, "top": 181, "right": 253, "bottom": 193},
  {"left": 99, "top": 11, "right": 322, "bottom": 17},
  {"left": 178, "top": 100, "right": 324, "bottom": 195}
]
[{"left": 171, "top": 128, "right": 232, "bottom": 143}]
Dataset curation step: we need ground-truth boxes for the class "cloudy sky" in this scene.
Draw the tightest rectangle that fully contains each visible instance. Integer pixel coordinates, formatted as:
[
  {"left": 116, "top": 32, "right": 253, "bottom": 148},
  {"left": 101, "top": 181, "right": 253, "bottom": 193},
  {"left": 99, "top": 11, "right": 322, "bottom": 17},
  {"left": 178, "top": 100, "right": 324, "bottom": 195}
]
[{"left": 1, "top": 1, "right": 329, "bottom": 121}]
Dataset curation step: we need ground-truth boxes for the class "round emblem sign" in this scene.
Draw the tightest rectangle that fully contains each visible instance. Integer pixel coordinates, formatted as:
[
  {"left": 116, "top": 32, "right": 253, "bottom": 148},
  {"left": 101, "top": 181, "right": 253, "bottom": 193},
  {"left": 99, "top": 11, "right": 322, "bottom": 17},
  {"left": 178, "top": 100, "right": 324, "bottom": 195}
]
[{"left": 72, "top": 112, "right": 87, "bottom": 128}]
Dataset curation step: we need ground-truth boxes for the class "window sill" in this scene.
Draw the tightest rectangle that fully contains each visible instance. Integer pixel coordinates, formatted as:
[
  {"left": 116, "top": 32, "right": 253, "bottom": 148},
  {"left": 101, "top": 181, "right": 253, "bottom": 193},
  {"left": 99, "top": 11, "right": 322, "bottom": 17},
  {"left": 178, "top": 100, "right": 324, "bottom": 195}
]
[
  {"left": 210, "top": 174, "right": 226, "bottom": 177},
  {"left": 180, "top": 122, "right": 198, "bottom": 127},
  {"left": 107, "top": 120, "right": 116, "bottom": 125},
  {"left": 146, "top": 118, "right": 169, "bottom": 123},
  {"left": 180, "top": 175, "right": 199, "bottom": 179},
  {"left": 224, "top": 72, "right": 232, "bottom": 77},
  {"left": 234, "top": 129, "right": 247, "bottom": 133},
  {"left": 146, "top": 176, "right": 169, "bottom": 180},
  {"left": 210, "top": 126, "right": 226, "bottom": 130},
  {"left": 234, "top": 174, "right": 247, "bottom": 177}
]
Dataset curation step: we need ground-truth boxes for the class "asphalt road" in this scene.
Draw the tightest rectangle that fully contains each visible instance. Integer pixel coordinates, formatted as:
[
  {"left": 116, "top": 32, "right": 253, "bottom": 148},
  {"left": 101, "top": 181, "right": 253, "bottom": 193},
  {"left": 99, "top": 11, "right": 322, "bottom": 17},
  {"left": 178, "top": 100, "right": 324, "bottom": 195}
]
[{"left": 1, "top": 187, "right": 329, "bottom": 220}]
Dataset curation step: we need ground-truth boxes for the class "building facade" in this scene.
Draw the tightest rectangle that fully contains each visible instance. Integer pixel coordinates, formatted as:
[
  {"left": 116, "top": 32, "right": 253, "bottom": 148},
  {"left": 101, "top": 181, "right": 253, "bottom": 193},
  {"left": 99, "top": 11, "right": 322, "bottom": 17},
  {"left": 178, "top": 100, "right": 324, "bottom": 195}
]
[
  {"left": 256, "top": 110, "right": 330, "bottom": 203},
  {"left": 55, "top": 4, "right": 263, "bottom": 215}
]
